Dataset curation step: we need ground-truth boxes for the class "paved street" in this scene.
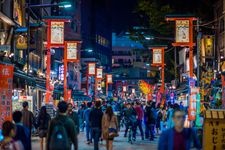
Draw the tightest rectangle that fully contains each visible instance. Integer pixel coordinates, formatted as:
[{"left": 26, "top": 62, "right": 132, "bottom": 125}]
[{"left": 32, "top": 131, "right": 158, "bottom": 150}]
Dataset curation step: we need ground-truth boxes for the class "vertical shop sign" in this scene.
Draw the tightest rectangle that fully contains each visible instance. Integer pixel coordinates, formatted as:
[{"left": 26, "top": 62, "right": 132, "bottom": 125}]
[
  {"left": 203, "top": 110, "right": 225, "bottom": 150},
  {"left": 0, "top": 65, "right": 14, "bottom": 128}
]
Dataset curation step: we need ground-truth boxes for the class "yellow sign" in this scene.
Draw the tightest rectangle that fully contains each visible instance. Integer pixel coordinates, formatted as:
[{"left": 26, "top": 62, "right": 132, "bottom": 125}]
[
  {"left": 203, "top": 110, "right": 225, "bottom": 150},
  {"left": 66, "top": 42, "right": 77, "bottom": 60},
  {"left": 176, "top": 20, "right": 190, "bottom": 43},
  {"left": 16, "top": 35, "right": 27, "bottom": 49}
]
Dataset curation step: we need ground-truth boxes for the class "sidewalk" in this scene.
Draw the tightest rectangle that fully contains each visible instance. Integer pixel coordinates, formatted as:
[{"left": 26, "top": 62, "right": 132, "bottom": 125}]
[{"left": 32, "top": 131, "right": 158, "bottom": 150}]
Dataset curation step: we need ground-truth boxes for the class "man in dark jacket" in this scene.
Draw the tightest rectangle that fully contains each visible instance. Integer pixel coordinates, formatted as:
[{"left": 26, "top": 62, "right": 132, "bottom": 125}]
[
  {"left": 158, "top": 109, "right": 201, "bottom": 150},
  {"left": 47, "top": 101, "right": 78, "bottom": 150},
  {"left": 84, "top": 102, "right": 93, "bottom": 144},
  {"left": 67, "top": 103, "right": 80, "bottom": 134},
  {"left": 89, "top": 101, "right": 103, "bottom": 150},
  {"left": 145, "top": 101, "right": 156, "bottom": 140},
  {"left": 13, "top": 111, "right": 31, "bottom": 150},
  {"left": 21, "top": 101, "right": 34, "bottom": 136}
]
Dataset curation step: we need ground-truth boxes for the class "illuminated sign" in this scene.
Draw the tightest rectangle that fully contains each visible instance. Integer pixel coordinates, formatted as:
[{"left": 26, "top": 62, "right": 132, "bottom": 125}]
[
  {"left": 106, "top": 74, "right": 112, "bottom": 84},
  {"left": 50, "top": 21, "right": 64, "bottom": 45},
  {"left": 152, "top": 49, "right": 162, "bottom": 64},
  {"left": 88, "top": 63, "right": 96, "bottom": 75},
  {"left": 59, "top": 65, "right": 64, "bottom": 80},
  {"left": 96, "top": 68, "right": 103, "bottom": 79},
  {"left": 176, "top": 20, "right": 190, "bottom": 43},
  {"left": 66, "top": 42, "right": 78, "bottom": 60}
]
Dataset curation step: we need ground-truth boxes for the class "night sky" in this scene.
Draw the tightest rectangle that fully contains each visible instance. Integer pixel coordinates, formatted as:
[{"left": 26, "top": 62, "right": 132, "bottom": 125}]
[{"left": 111, "top": 0, "right": 214, "bottom": 33}]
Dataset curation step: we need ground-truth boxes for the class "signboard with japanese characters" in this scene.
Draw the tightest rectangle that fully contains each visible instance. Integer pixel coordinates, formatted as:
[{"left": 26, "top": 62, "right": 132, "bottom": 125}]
[
  {"left": 188, "top": 87, "right": 199, "bottom": 121},
  {"left": 152, "top": 49, "right": 162, "bottom": 65},
  {"left": 0, "top": 64, "right": 14, "bottom": 128},
  {"left": 96, "top": 68, "right": 103, "bottom": 79},
  {"left": 175, "top": 20, "right": 190, "bottom": 43},
  {"left": 106, "top": 74, "right": 112, "bottom": 84},
  {"left": 50, "top": 21, "right": 64, "bottom": 45},
  {"left": 88, "top": 63, "right": 96, "bottom": 75},
  {"left": 66, "top": 42, "right": 78, "bottom": 61},
  {"left": 203, "top": 110, "right": 225, "bottom": 150}
]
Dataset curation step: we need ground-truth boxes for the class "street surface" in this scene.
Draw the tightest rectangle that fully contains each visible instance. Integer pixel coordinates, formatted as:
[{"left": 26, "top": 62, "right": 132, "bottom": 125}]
[{"left": 32, "top": 130, "right": 158, "bottom": 150}]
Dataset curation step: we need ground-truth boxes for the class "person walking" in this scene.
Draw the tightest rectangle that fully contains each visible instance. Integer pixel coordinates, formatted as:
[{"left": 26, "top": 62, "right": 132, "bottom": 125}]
[
  {"left": 158, "top": 109, "right": 201, "bottom": 150},
  {"left": 0, "top": 121, "right": 24, "bottom": 150},
  {"left": 78, "top": 104, "right": 86, "bottom": 132},
  {"left": 145, "top": 101, "right": 156, "bottom": 141},
  {"left": 123, "top": 103, "right": 137, "bottom": 141},
  {"left": 21, "top": 101, "right": 34, "bottom": 136},
  {"left": 47, "top": 101, "right": 78, "bottom": 150},
  {"left": 89, "top": 101, "right": 103, "bottom": 150},
  {"left": 84, "top": 102, "right": 93, "bottom": 144},
  {"left": 102, "top": 106, "right": 119, "bottom": 150},
  {"left": 67, "top": 103, "right": 80, "bottom": 134},
  {"left": 13, "top": 111, "right": 31, "bottom": 150},
  {"left": 37, "top": 106, "right": 51, "bottom": 150},
  {"left": 134, "top": 101, "right": 144, "bottom": 140}
]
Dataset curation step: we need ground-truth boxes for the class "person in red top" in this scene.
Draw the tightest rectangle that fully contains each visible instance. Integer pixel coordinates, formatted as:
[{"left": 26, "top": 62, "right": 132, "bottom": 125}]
[{"left": 134, "top": 101, "right": 144, "bottom": 140}]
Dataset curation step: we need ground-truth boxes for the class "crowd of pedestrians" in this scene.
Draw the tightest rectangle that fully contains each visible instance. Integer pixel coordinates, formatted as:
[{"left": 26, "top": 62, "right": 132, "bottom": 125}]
[{"left": 0, "top": 99, "right": 202, "bottom": 150}]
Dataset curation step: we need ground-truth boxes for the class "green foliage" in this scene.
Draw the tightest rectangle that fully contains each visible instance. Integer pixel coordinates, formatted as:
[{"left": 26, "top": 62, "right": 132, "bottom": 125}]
[{"left": 136, "top": 0, "right": 174, "bottom": 35}]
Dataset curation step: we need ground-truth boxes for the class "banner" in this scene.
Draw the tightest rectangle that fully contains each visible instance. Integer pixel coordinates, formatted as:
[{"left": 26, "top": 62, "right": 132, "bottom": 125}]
[
  {"left": 0, "top": 64, "right": 14, "bottom": 128},
  {"left": 66, "top": 42, "right": 78, "bottom": 60},
  {"left": 188, "top": 87, "right": 199, "bottom": 121},
  {"left": 88, "top": 63, "right": 96, "bottom": 75},
  {"left": 201, "top": 35, "right": 214, "bottom": 58},
  {"left": 106, "top": 74, "right": 112, "bottom": 84},
  {"left": 152, "top": 49, "right": 162, "bottom": 64},
  {"left": 96, "top": 68, "right": 103, "bottom": 79},
  {"left": 176, "top": 20, "right": 190, "bottom": 43},
  {"left": 16, "top": 35, "right": 27, "bottom": 49},
  {"left": 50, "top": 21, "right": 64, "bottom": 45}
]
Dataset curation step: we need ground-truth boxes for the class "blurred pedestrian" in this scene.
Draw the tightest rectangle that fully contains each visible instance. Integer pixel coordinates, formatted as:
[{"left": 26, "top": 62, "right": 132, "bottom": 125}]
[
  {"left": 89, "top": 101, "right": 103, "bottom": 150},
  {"left": 67, "top": 103, "right": 80, "bottom": 134},
  {"left": 21, "top": 101, "right": 34, "bottom": 136},
  {"left": 123, "top": 103, "right": 137, "bottom": 141},
  {"left": 145, "top": 101, "right": 156, "bottom": 141},
  {"left": 37, "top": 106, "right": 51, "bottom": 150},
  {"left": 78, "top": 104, "right": 86, "bottom": 132},
  {"left": 84, "top": 102, "right": 93, "bottom": 144},
  {"left": 47, "top": 101, "right": 78, "bottom": 150},
  {"left": 0, "top": 121, "right": 24, "bottom": 150},
  {"left": 13, "top": 111, "right": 31, "bottom": 150},
  {"left": 134, "top": 101, "right": 144, "bottom": 140},
  {"left": 158, "top": 109, "right": 201, "bottom": 150},
  {"left": 102, "top": 106, "right": 119, "bottom": 150}
]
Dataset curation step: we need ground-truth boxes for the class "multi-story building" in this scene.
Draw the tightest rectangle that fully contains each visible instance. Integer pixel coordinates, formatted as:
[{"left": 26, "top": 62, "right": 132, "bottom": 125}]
[
  {"left": 80, "top": 0, "right": 112, "bottom": 69},
  {"left": 112, "top": 32, "right": 156, "bottom": 95}
]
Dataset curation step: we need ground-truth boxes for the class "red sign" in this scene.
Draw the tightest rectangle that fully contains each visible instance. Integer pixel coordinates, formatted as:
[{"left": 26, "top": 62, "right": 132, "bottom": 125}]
[{"left": 0, "top": 64, "right": 14, "bottom": 128}]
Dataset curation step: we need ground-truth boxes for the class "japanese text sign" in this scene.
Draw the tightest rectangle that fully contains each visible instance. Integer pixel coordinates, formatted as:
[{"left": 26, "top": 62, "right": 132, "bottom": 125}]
[
  {"left": 50, "top": 21, "right": 64, "bottom": 45},
  {"left": 203, "top": 110, "right": 225, "bottom": 150},
  {"left": 88, "top": 63, "right": 96, "bottom": 75},
  {"left": 106, "top": 74, "right": 112, "bottom": 84},
  {"left": 152, "top": 49, "right": 162, "bottom": 64},
  {"left": 96, "top": 68, "right": 103, "bottom": 79},
  {"left": 0, "top": 64, "right": 14, "bottom": 128},
  {"left": 175, "top": 20, "right": 190, "bottom": 43},
  {"left": 66, "top": 42, "right": 78, "bottom": 61}
]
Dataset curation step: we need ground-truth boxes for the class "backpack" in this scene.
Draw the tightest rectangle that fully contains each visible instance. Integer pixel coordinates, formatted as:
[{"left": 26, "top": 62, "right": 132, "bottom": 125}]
[{"left": 49, "top": 119, "right": 70, "bottom": 150}]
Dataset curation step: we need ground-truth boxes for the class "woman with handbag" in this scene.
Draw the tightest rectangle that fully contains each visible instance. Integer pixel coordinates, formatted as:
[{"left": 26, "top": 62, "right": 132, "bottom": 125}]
[
  {"left": 37, "top": 106, "right": 51, "bottom": 150},
  {"left": 102, "top": 106, "right": 119, "bottom": 150}
]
